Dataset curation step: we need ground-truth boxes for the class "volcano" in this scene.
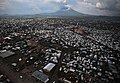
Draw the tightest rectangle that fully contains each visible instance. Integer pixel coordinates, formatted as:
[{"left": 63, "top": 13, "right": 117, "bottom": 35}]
[{"left": 41, "top": 5, "right": 87, "bottom": 16}]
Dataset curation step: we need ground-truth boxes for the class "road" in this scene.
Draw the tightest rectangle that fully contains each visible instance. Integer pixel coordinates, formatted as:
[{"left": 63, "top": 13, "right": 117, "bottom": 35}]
[{"left": 48, "top": 49, "right": 65, "bottom": 83}]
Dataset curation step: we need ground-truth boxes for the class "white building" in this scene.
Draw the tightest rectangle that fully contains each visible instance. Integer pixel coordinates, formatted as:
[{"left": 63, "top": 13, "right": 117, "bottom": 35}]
[{"left": 43, "top": 63, "right": 56, "bottom": 72}]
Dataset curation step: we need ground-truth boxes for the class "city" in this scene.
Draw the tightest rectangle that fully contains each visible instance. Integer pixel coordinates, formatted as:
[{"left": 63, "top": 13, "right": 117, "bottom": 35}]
[{"left": 0, "top": 16, "right": 120, "bottom": 83}]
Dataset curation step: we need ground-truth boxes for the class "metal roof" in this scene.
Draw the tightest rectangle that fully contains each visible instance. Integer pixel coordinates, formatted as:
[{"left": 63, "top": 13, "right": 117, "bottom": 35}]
[
  {"left": 32, "top": 71, "right": 49, "bottom": 83},
  {"left": 43, "top": 63, "right": 56, "bottom": 72}
]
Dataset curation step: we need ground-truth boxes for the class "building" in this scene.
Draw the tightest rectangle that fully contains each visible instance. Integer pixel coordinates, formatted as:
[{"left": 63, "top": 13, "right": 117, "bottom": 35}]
[
  {"left": 27, "top": 40, "right": 39, "bottom": 46},
  {"left": 0, "top": 50, "right": 15, "bottom": 58},
  {"left": 32, "top": 71, "right": 49, "bottom": 83},
  {"left": 43, "top": 63, "right": 56, "bottom": 72}
]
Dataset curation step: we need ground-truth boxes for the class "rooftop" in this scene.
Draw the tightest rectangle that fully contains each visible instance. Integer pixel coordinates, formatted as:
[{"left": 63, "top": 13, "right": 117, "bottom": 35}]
[
  {"left": 0, "top": 50, "right": 15, "bottom": 58},
  {"left": 32, "top": 71, "right": 49, "bottom": 83}
]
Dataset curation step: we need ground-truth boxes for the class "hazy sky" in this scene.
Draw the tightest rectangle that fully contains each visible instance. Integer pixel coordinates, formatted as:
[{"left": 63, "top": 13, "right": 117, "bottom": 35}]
[{"left": 0, "top": 0, "right": 120, "bottom": 16}]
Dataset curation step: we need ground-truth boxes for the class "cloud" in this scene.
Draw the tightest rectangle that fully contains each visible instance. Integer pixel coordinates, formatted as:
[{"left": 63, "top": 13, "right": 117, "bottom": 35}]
[
  {"left": 96, "top": 0, "right": 120, "bottom": 11},
  {"left": 12, "top": 0, "right": 67, "bottom": 4},
  {"left": 44, "top": 0, "right": 67, "bottom": 3},
  {"left": 0, "top": 0, "right": 120, "bottom": 16},
  {"left": 95, "top": 0, "right": 120, "bottom": 15},
  {"left": 0, "top": 0, "right": 62, "bottom": 14},
  {"left": 72, "top": 0, "right": 120, "bottom": 16},
  {"left": 0, "top": 0, "right": 11, "bottom": 14},
  {"left": 72, "top": 0, "right": 100, "bottom": 15},
  {"left": 0, "top": 0, "right": 9, "bottom": 10},
  {"left": 77, "top": 0, "right": 98, "bottom": 5}
]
